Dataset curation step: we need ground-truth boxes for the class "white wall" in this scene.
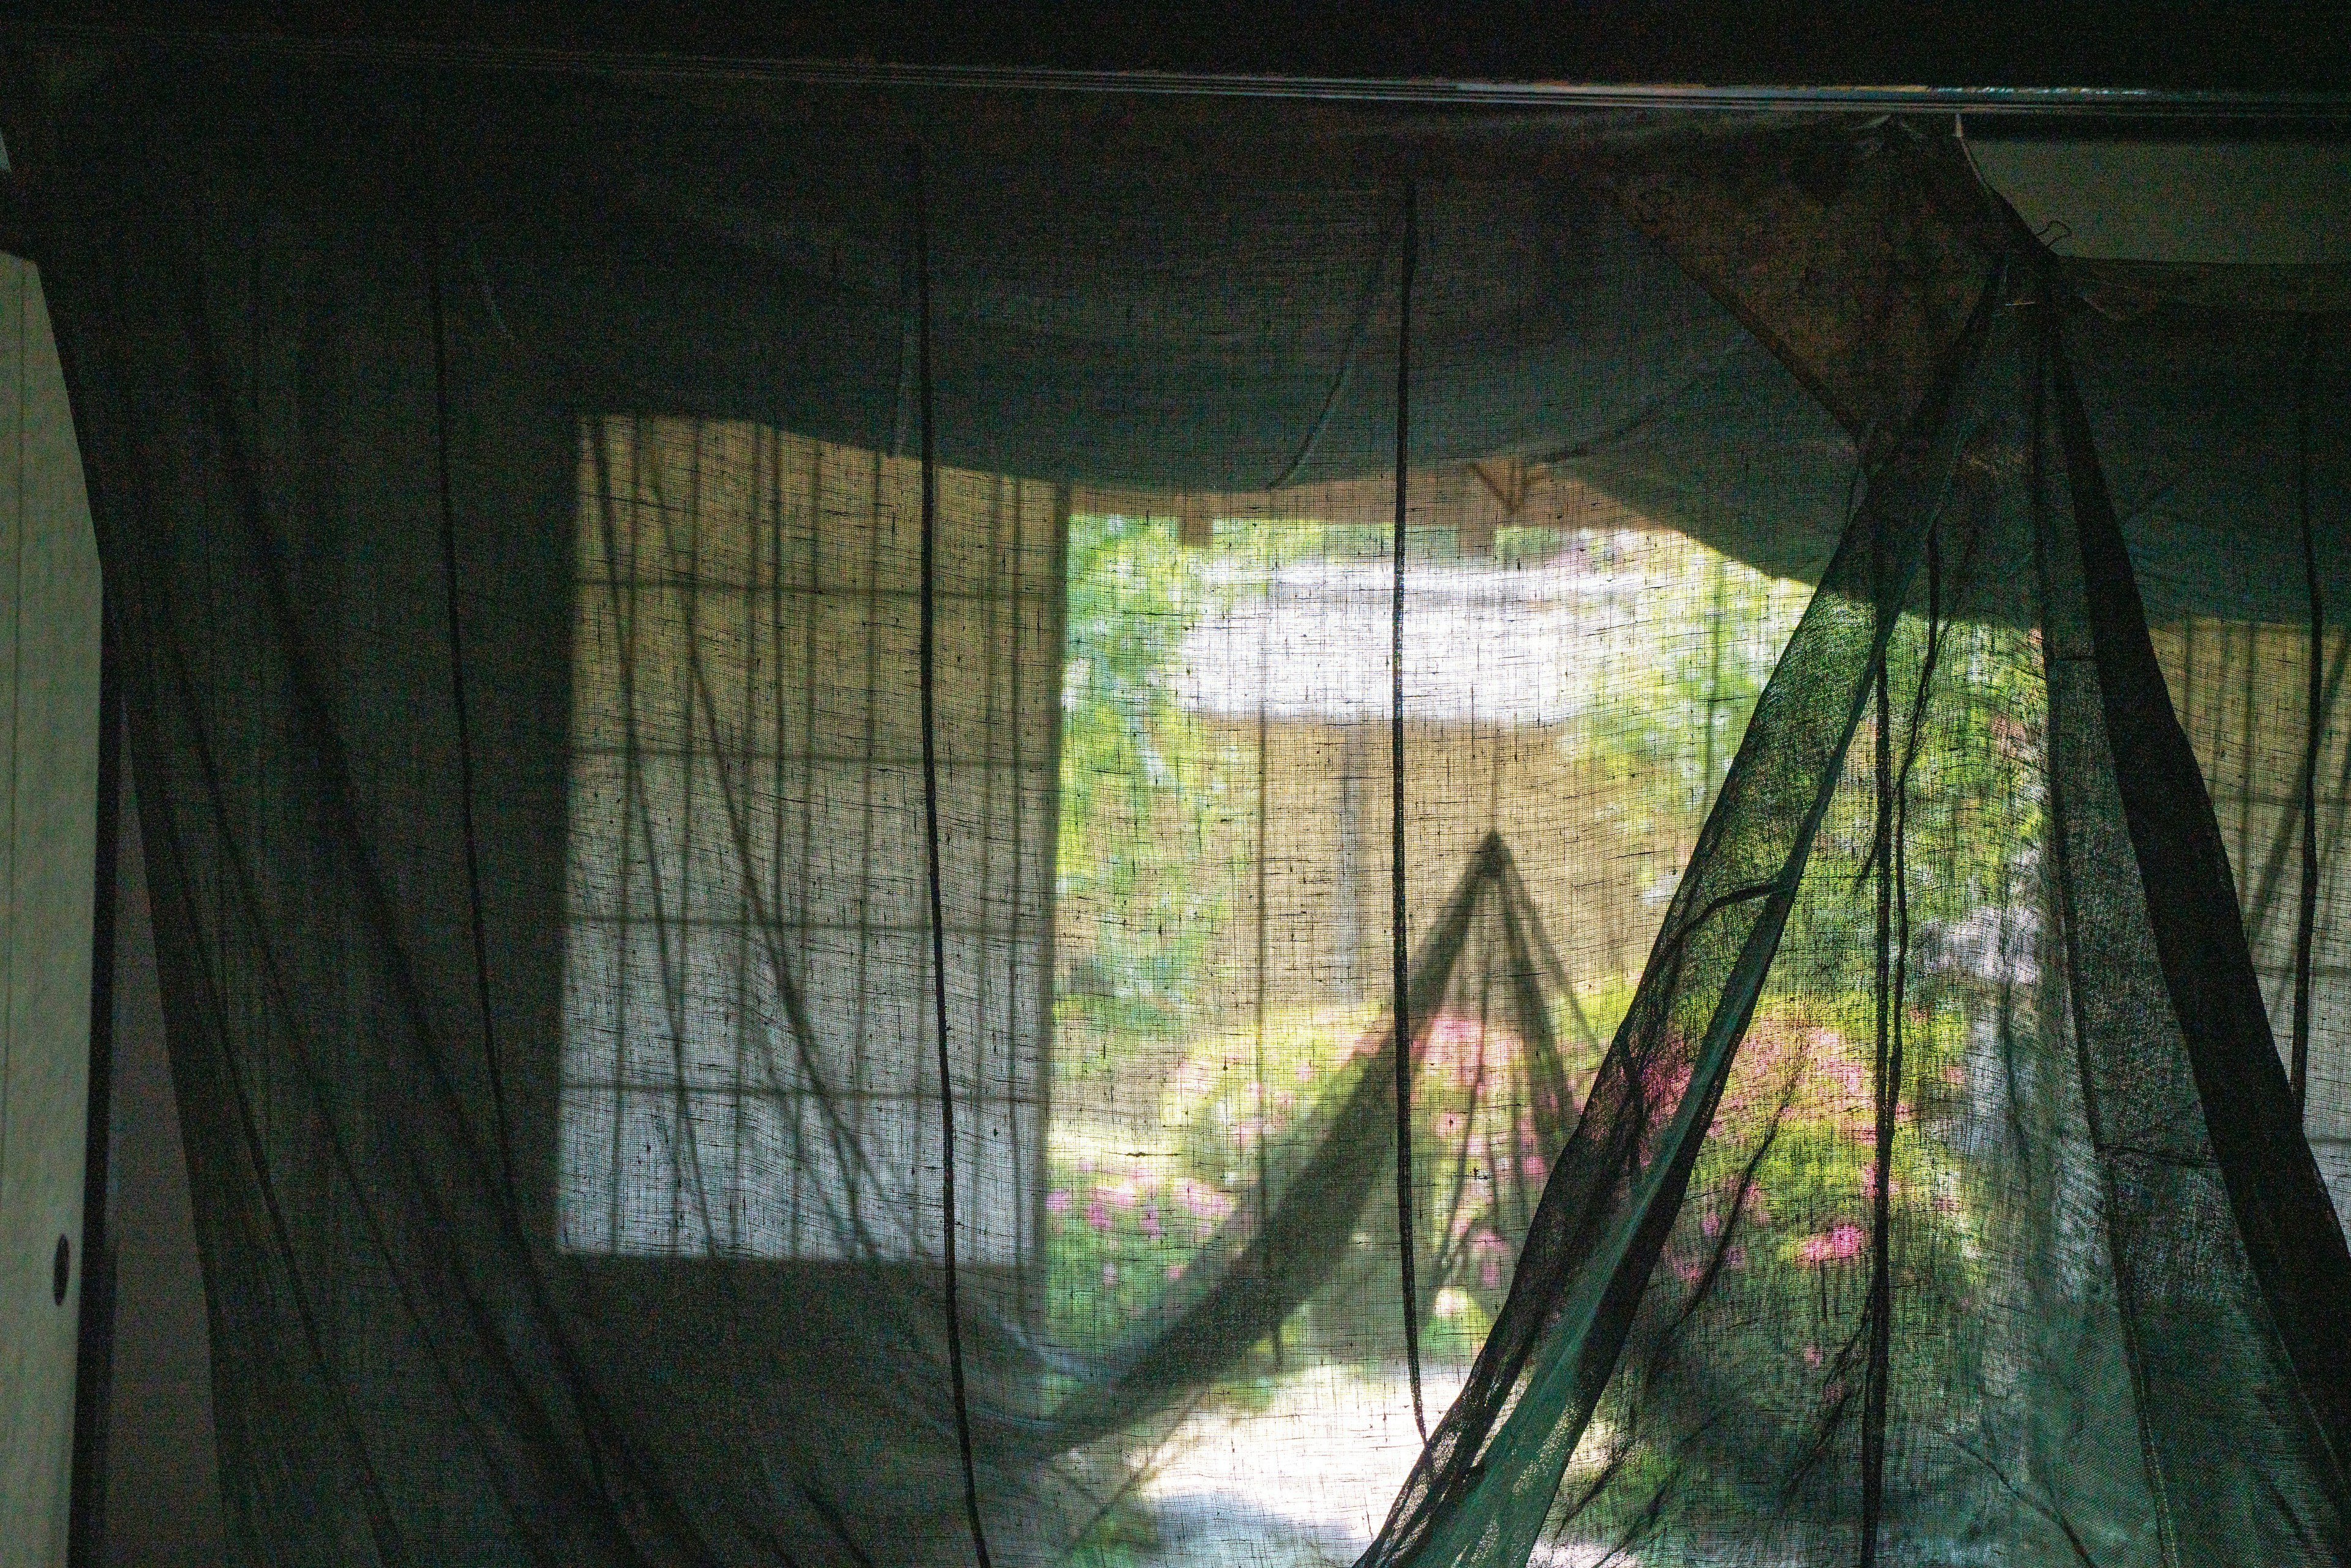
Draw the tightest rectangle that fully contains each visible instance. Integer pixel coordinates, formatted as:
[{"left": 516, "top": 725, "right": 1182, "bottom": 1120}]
[{"left": 0, "top": 253, "right": 102, "bottom": 1567}]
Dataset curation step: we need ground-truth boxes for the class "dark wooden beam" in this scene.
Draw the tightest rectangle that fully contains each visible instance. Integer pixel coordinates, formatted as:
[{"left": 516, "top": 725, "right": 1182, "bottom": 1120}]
[{"left": 11, "top": 2, "right": 2351, "bottom": 94}]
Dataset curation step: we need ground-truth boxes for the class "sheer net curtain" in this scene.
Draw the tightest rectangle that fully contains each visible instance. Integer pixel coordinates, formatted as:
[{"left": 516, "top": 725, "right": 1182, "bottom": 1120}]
[
  {"left": 552, "top": 418, "right": 1823, "bottom": 1557},
  {"left": 2158, "top": 621, "right": 2351, "bottom": 1221},
  {"left": 558, "top": 415, "right": 1061, "bottom": 1278},
  {"left": 524, "top": 341, "right": 2351, "bottom": 1568},
  {"left": 30, "top": 47, "right": 2351, "bottom": 1568}
]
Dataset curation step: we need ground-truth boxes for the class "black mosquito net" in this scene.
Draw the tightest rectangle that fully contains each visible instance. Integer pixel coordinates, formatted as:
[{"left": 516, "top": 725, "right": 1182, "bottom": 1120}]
[{"left": 12, "top": 42, "right": 2351, "bottom": 1568}]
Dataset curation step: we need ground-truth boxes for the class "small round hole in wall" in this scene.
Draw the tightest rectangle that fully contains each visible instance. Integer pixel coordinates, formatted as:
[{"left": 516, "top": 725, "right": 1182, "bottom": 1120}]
[{"left": 53, "top": 1234, "right": 70, "bottom": 1305}]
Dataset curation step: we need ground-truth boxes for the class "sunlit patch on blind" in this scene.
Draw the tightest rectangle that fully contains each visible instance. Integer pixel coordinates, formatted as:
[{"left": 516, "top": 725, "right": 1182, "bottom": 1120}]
[{"left": 558, "top": 416, "right": 1062, "bottom": 1264}]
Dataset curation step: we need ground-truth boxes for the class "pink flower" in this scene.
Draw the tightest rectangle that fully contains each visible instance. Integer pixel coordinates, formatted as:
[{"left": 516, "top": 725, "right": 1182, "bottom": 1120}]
[
  {"left": 1797, "top": 1224, "right": 1865, "bottom": 1265},
  {"left": 1804, "top": 1344, "right": 1823, "bottom": 1368},
  {"left": 1700, "top": 1212, "right": 1721, "bottom": 1239},
  {"left": 1640, "top": 1056, "right": 1693, "bottom": 1114},
  {"left": 1471, "top": 1230, "right": 1512, "bottom": 1289},
  {"left": 1523, "top": 1153, "right": 1548, "bottom": 1183},
  {"left": 1166, "top": 1261, "right": 1187, "bottom": 1281},
  {"left": 1086, "top": 1197, "right": 1110, "bottom": 1232},
  {"left": 1423, "top": 1015, "right": 1496, "bottom": 1086},
  {"left": 1141, "top": 1204, "right": 1162, "bottom": 1239},
  {"left": 1428, "top": 1015, "right": 1483, "bottom": 1049},
  {"left": 1175, "top": 1178, "right": 1234, "bottom": 1223},
  {"left": 1046, "top": 1188, "right": 1072, "bottom": 1215},
  {"left": 1723, "top": 1246, "right": 1747, "bottom": 1270}
]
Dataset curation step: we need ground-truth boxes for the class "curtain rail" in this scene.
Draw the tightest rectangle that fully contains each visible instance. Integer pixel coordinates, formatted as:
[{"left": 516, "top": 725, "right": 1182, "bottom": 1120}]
[{"left": 19, "top": 26, "right": 2351, "bottom": 121}]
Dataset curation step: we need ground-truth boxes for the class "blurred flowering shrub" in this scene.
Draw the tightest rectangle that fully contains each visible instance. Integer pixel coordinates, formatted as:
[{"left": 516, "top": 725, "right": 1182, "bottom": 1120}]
[{"left": 1046, "top": 1004, "right": 1572, "bottom": 1352}]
